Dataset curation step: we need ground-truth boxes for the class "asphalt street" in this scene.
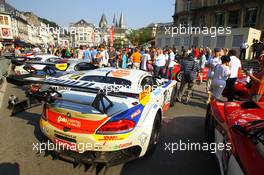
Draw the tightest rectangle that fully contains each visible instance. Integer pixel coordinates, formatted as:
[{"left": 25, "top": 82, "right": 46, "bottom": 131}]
[{"left": 0, "top": 82, "right": 220, "bottom": 175}]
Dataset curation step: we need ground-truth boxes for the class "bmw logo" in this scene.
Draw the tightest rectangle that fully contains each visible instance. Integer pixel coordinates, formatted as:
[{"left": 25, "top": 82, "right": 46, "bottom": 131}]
[{"left": 67, "top": 113, "right": 71, "bottom": 118}]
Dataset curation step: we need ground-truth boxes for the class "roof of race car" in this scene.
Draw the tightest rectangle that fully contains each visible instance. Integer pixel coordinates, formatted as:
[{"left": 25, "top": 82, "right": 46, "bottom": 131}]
[
  {"left": 33, "top": 54, "right": 59, "bottom": 61},
  {"left": 78, "top": 68, "right": 151, "bottom": 90},
  {"left": 80, "top": 68, "right": 150, "bottom": 81}
]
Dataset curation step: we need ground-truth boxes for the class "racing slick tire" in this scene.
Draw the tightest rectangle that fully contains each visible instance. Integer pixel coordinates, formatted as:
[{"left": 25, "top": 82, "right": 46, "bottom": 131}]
[
  {"left": 145, "top": 112, "right": 162, "bottom": 157},
  {"left": 205, "top": 104, "right": 215, "bottom": 143},
  {"left": 176, "top": 71, "right": 183, "bottom": 82}
]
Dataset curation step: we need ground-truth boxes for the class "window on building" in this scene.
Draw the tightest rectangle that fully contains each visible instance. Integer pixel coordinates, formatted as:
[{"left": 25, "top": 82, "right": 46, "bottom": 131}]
[
  {"left": 215, "top": 12, "right": 224, "bottom": 27},
  {"left": 200, "top": 16, "right": 205, "bottom": 27},
  {"left": 186, "top": 0, "right": 192, "bottom": 12},
  {"left": 228, "top": 10, "right": 239, "bottom": 28},
  {"left": 217, "top": 0, "right": 225, "bottom": 4},
  {"left": 79, "top": 37, "right": 84, "bottom": 41},
  {"left": 216, "top": 36, "right": 226, "bottom": 48},
  {"left": 4, "top": 16, "right": 8, "bottom": 25},
  {"left": 203, "top": 36, "right": 211, "bottom": 47},
  {"left": 232, "top": 35, "right": 243, "bottom": 48},
  {"left": 165, "top": 37, "right": 171, "bottom": 46},
  {"left": 0, "top": 16, "right": 4, "bottom": 25},
  {"left": 244, "top": 8, "right": 258, "bottom": 27},
  {"left": 193, "top": 37, "right": 199, "bottom": 47},
  {"left": 184, "top": 37, "right": 189, "bottom": 47},
  {"left": 174, "top": 37, "right": 181, "bottom": 46}
]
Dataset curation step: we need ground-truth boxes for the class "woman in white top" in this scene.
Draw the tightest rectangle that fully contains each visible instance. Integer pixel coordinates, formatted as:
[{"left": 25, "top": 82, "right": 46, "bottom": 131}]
[{"left": 211, "top": 56, "right": 231, "bottom": 101}]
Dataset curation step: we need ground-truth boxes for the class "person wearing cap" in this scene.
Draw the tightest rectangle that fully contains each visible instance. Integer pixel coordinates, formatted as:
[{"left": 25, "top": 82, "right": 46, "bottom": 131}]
[
  {"left": 206, "top": 48, "right": 222, "bottom": 103},
  {"left": 247, "top": 59, "right": 264, "bottom": 102}
]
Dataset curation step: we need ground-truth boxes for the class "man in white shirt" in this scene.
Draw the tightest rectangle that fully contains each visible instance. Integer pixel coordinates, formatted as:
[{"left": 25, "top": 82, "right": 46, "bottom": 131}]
[
  {"left": 226, "top": 49, "right": 242, "bottom": 101},
  {"left": 165, "top": 48, "right": 175, "bottom": 80},
  {"left": 140, "top": 50, "right": 151, "bottom": 71},
  {"left": 154, "top": 49, "right": 166, "bottom": 78},
  {"left": 240, "top": 41, "right": 249, "bottom": 60}
]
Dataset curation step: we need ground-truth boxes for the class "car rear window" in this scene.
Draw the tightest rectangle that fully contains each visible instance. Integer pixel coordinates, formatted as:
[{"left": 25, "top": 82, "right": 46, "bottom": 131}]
[{"left": 80, "top": 76, "right": 131, "bottom": 86}]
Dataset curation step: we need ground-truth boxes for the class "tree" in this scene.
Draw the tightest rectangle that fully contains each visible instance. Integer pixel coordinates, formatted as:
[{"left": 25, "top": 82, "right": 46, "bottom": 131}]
[{"left": 126, "top": 28, "right": 153, "bottom": 46}]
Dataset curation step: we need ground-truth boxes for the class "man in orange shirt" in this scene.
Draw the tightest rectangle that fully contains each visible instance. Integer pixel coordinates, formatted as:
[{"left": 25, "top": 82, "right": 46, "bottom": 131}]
[{"left": 131, "top": 48, "right": 142, "bottom": 69}]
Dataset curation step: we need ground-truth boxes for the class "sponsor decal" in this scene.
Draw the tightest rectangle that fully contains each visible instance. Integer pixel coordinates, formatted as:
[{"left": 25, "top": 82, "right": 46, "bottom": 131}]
[
  {"left": 112, "top": 70, "right": 131, "bottom": 77},
  {"left": 113, "top": 142, "right": 133, "bottom": 150},
  {"left": 57, "top": 116, "right": 81, "bottom": 128},
  {"left": 98, "top": 136, "right": 125, "bottom": 141},
  {"left": 131, "top": 109, "right": 141, "bottom": 119},
  {"left": 95, "top": 133, "right": 130, "bottom": 142},
  {"left": 55, "top": 63, "right": 68, "bottom": 71}
]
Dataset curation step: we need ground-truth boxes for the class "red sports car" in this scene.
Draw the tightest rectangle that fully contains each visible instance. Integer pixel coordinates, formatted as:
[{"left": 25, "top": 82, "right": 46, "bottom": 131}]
[
  {"left": 172, "top": 63, "right": 208, "bottom": 82},
  {"left": 233, "top": 74, "right": 264, "bottom": 102},
  {"left": 205, "top": 101, "right": 264, "bottom": 175}
]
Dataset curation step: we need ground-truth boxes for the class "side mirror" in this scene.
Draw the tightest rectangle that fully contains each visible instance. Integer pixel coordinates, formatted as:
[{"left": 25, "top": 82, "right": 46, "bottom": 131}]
[{"left": 232, "top": 124, "right": 248, "bottom": 137}]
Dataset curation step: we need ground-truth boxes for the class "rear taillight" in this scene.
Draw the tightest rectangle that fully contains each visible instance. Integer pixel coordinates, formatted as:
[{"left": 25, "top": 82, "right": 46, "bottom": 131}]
[
  {"left": 42, "top": 104, "right": 49, "bottom": 121},
  {"left": 97, "top": 119, "right": 135, "bottom": 134}
]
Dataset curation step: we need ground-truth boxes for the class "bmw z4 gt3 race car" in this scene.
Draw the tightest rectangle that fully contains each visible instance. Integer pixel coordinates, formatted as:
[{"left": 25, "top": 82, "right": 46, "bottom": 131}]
[{"left": 7, "top": 68, "right": 177, "bottom": 166}]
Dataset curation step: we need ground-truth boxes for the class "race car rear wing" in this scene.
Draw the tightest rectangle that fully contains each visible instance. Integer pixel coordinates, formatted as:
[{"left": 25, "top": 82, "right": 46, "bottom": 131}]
[
  {"left": 24, "top": 61, "right": 69, "bottom": 71},
  {"left": 6, "top": 76, "right": 139, "bottom": 99},
  {"left": 6, "top": 76, "right": 138, "bottom": 115}
]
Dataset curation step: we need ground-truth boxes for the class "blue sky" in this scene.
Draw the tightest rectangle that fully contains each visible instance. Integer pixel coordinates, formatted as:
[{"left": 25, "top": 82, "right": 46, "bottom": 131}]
[{"left": 8, "top": 0, "right": 175, "bottom": 29}]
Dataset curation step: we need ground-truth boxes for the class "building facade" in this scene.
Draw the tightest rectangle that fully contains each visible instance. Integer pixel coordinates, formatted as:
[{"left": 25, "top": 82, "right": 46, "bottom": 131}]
[
  {"left": 0, "top": 12, "right": 13, "bottom": 43},
  {"left": 173, "top": 0, "right": 264, "bottom": 30},
  {"left": 0, "top": 0, "right": 58, "bottom": 47},
  {"left": 70, "top": 19, "right": 96, "bottom": 48},
  {"left": 156, "top": 0, "right": 264, "bottom": 59}
]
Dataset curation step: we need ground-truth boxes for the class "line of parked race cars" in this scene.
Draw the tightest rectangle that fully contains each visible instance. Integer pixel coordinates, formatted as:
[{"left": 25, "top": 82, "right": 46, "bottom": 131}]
[{"left": 4, "top": 53, "right": 264, "bottom": 175}]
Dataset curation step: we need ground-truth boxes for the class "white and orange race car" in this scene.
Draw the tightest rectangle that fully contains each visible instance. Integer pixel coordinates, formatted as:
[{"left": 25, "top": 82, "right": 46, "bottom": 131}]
[{"left": 7, "top": 68, "right": 177, "bottom": 166}]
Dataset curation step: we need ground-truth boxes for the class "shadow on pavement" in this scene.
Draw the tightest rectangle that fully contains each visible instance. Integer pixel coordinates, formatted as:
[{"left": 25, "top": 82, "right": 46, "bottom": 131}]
[
  {"left": 12, "top": 110, "right": 43, "bottom": 142},
  {"left": 0, "top": 162, "right": 20, "bottom": 175},
  {"left": 121, "top": 116, "right": 220, "bottom": 175}
]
